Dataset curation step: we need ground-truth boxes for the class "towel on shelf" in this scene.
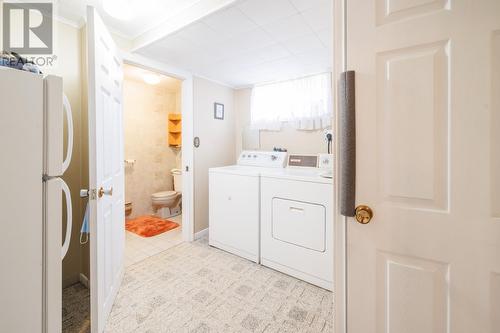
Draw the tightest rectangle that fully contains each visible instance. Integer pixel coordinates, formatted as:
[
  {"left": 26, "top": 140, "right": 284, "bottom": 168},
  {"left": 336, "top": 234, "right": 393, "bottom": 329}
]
[
  {"left": 80, "top": 202, "right": 89, "bottom": 244},
  {"left": 0, "top": 51, "right": 42, "bottom": 74}
]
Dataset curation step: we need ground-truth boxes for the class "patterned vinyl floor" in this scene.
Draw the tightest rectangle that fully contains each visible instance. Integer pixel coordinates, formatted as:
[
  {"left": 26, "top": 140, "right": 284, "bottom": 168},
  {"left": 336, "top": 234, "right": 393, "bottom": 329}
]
[{"left": 105, "top": 238, "right": 333, "bottom": 333}]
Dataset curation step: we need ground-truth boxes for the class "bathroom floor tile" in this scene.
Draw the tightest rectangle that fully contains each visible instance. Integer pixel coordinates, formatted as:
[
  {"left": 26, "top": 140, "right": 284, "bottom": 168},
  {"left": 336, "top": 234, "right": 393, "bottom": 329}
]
[{"left": 124, "top": 215, "right": 183, "bottom": 267}]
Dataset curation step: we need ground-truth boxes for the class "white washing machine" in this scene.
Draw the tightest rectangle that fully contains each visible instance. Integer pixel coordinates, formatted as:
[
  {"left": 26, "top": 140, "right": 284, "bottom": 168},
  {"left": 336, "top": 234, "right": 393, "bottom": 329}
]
[
  {"left": 260, "top": 167, "right": 334, "bottom": 290},
  {"left": 209, "top": 151, "right": 287, "bottom": 262}
]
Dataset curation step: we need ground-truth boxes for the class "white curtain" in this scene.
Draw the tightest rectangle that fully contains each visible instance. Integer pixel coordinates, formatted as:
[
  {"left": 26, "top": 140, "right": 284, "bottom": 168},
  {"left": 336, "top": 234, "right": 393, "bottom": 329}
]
[{"left": 250, "top": 72, "right": 332, "bottom": 131}]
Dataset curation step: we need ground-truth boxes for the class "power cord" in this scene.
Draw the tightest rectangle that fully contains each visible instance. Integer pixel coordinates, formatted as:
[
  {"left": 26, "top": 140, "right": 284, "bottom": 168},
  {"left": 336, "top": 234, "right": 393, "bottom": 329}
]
[{"left": 326, "top": 132, "right": 333, "bottom": 154}]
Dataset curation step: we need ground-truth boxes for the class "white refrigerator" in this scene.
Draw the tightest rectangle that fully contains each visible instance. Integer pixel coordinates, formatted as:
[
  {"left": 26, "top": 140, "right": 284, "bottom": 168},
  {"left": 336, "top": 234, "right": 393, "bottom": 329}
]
[{"left": 0, "top": 66, "right": 73, "bottom": 333}]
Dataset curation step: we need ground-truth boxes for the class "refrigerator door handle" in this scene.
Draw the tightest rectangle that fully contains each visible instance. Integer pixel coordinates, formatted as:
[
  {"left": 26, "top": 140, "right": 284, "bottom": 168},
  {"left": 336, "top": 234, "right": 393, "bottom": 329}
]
[
  {"left": 61, "top": 178, "right": 72, "bottom": 259},
  {"left": 61, "top": 94, "right": 73, "bottom": 174}
]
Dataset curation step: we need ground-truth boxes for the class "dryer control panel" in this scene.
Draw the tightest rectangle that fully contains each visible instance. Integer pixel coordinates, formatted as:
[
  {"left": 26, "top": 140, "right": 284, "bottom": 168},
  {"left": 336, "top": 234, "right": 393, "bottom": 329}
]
[{"left": 237, "top": 150, "right": 287, "bottom": 168}]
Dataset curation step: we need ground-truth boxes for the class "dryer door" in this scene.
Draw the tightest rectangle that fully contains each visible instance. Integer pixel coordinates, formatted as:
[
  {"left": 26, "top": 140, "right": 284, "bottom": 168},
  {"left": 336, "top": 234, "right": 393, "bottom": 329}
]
[
  {"left": 260, "top": 176, "right": 333, "bottom": 290},
  {"left": 272, "top": 198, "right": 326, "bottom": 252}
]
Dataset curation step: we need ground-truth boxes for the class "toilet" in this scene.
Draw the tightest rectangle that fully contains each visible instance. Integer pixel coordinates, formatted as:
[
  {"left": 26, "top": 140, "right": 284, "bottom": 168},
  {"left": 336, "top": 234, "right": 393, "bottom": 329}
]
[{"left": 152, "top": 168, "right": 182, "bottom": 219}]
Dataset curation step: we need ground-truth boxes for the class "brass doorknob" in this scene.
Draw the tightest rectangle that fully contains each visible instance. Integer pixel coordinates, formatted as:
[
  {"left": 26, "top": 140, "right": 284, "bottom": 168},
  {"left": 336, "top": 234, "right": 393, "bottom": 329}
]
[
  {"left": 98, "top": 187, "right": 113, "bottom": 198},
  {"left": 355, "top": 205, "right": 373, "bottom": 224}
]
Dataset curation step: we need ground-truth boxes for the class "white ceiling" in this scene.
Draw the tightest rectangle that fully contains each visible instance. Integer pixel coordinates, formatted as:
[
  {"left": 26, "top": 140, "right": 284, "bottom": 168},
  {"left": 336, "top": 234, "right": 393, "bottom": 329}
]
[
  {"left": 55, "top": 0, "right": 332, "bottom": 88},
  {"left": 55, "top": 0, "right": 204, "bottom": 38},
  {"left": 135, "top": 0, "right": 333, "bottom": 88}
]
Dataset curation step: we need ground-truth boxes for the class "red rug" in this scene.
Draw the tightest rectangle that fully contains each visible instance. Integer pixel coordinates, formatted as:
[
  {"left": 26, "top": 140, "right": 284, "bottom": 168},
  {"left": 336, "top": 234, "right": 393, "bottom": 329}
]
[{"left": 125, "top": 215, "right": 179, "bottom": 237}]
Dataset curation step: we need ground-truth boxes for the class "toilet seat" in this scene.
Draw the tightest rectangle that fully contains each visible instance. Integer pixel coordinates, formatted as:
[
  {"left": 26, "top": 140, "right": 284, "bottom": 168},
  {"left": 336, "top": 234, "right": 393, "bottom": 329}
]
[
  {"left": 151, "top": 174, "right": 182, "bottom": 218},
  {"left": 152, "top": 191, "right": 181, "bottom": 208},
  {"left": 152, "top": 190, "right": 177, "bottom": 199}
]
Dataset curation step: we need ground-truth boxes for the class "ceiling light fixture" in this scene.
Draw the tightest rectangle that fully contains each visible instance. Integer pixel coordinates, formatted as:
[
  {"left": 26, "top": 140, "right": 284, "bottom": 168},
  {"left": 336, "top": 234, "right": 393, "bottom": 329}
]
[
  {"left": 143, "top": 73, "right": 161, "bottom": 85},
  {"left": 102, "top": 0, "right": 135, "bottom": 20}
]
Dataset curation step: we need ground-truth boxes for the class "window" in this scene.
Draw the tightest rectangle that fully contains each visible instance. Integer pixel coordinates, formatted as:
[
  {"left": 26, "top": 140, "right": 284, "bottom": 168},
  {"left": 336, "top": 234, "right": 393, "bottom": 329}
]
[{"left": 250, "top": 72, "right": 332, "bottom": 130}]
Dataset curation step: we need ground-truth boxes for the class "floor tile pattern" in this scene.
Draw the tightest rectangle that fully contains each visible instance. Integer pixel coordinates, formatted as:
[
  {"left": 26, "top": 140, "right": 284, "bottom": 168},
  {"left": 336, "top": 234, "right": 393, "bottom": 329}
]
[{"left": 106, "top": 237, "right": 333, "bottom": 333}]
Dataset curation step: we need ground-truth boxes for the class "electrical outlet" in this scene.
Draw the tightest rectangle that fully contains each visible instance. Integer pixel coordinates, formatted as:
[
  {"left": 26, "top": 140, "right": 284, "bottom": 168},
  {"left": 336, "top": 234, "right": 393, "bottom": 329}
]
[{"left": 319, "top": 153, "right": 334, "bottom": 169}]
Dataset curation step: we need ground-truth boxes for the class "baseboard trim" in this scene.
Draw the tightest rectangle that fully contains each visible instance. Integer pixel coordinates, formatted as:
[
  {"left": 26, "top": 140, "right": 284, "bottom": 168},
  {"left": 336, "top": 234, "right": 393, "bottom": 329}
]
[
  {"left": 194, "top": 228, "right": 209, "bottom": 240},
  {"left": 62, "top": 274, "right": 79, "bottom": 288},
  {"left": 79, "top": 273, "right": 90, "bottom": 288}
]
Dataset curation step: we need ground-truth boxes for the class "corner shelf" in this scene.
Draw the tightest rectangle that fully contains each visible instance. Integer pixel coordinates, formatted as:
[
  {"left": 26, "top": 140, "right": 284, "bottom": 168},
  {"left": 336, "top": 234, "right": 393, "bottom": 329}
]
[{"left": 168, "top": 113, "right": 182, "bottom": 147}]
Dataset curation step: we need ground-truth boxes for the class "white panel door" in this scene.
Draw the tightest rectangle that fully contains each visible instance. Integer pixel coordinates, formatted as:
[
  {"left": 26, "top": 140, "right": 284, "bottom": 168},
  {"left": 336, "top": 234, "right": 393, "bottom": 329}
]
[
  {"left": 87, "top": 6, "right": 125, "bottom": 333},
  {"left": 345, "top": 0, "right": 500, "bottom": 332}
]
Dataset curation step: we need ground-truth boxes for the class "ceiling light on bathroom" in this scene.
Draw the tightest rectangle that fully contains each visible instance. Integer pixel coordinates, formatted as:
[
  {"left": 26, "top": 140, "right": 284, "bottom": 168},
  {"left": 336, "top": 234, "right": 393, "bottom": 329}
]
[
  {"left": 102, "top": 0, "right": 135, "bottom": 20},
  {"left": 143, "top": 73, "right": 161, "bottom": 85}
]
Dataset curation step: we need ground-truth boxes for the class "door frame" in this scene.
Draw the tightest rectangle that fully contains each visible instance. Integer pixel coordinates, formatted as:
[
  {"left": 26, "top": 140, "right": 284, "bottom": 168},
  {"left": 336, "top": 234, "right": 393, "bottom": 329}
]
[
  {"left": 333, "top": 0, "right": 347, "bottom": 333},
  {"left": 120, "top": 52, "right": 195, "bottom": 242}
]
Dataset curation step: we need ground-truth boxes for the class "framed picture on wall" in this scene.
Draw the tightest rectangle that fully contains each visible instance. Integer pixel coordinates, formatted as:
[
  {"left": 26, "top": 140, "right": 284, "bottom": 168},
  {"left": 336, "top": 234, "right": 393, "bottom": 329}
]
[{"left": 214, "top": 102, "right": 224, "bottom": 120}]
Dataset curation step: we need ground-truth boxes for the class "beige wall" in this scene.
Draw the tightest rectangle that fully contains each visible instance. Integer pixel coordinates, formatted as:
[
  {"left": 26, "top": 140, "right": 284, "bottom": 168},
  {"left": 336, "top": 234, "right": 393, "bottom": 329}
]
[
  {"left": 123, "top": 70, "right": 182, "bottom": 218},
  {"left": 234, "top": 88, "right": 328, "bottom": 156},
  {"left": 80, "top": 26, "right": 90, "bottom": 282},
  {"left": 193, "top": 77, "right": 235, "bottom": 233}
]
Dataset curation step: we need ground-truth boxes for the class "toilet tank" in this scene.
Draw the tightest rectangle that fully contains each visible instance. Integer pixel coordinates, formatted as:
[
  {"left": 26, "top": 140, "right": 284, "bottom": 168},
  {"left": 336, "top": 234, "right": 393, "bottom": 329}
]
[{"left": 171, "top": 168, "right": 182, "bottom": 193}]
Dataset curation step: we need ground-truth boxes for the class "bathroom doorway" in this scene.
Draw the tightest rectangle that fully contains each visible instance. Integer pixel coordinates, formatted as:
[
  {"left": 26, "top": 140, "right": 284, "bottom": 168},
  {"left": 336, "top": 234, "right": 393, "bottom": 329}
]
[{"left": 122, "top": 63, "right": 185, "bottom": 266}]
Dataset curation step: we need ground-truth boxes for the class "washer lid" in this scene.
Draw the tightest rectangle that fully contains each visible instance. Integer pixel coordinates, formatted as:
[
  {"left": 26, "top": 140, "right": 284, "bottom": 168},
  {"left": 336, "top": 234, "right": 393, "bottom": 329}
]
[{"left": 209, "top": 165, "right": 261, "bottom": 177}]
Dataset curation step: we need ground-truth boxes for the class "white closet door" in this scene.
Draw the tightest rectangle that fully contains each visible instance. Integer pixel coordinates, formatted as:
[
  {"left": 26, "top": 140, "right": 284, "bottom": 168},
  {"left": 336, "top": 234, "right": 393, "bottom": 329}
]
[
  {"left": 86, "top": 6, "right": 125, "bottom": 333},
  {"left": 342, "top": 1, "right": 500, "bottom": 332}
]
